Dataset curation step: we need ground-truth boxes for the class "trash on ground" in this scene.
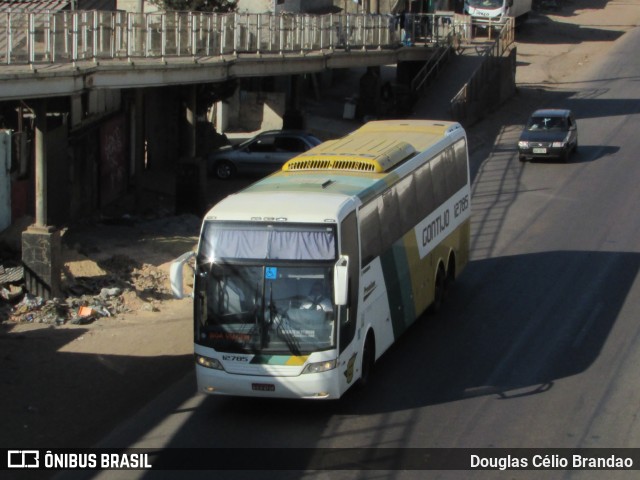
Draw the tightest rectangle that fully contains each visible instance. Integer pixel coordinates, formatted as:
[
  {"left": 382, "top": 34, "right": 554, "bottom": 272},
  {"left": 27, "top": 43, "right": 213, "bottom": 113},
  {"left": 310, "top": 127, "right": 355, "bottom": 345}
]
[{"left": 0, "top": 213, "right": 199, "bottom": 327}]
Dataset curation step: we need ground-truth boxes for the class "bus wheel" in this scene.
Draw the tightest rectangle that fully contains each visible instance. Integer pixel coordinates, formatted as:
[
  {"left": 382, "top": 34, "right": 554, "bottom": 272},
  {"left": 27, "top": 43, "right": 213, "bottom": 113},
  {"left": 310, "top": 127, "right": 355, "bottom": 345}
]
[
  {"left": 446, "top": 256, "right": 456, "bottom": 291},
  {"left": 429, "top": 264, "right": 446, "bottom": 314},
  {"left": 359, "top": 334, "right": 375, "bottom": 388}
]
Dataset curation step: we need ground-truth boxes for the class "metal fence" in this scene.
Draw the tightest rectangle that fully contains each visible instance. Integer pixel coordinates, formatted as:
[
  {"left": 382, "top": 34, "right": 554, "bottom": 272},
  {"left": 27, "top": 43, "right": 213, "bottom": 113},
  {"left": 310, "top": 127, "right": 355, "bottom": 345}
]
[
  {"left": 0, "top": 10, "right": 469, "bottom": 66},
  {"left": 450, "top": 17, "right": 515, "bottom": 125}
]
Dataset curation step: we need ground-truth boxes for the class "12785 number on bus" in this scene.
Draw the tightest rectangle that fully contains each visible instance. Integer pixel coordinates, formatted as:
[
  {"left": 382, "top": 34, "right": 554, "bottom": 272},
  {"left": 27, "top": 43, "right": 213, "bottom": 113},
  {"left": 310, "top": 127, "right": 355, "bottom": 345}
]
[{"left": 454, "top": 194, "right": 470, "bottom": 218}]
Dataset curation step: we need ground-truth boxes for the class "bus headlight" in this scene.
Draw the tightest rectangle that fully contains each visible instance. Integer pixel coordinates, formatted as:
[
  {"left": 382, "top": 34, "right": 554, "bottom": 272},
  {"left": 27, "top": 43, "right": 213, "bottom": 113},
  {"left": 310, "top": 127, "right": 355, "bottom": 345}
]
[
  {"left": 302, "top": 359, "right": 337, "bottom": 374},
  {"left": 196, "top": 354, "right": 224, "bottom": 370}
]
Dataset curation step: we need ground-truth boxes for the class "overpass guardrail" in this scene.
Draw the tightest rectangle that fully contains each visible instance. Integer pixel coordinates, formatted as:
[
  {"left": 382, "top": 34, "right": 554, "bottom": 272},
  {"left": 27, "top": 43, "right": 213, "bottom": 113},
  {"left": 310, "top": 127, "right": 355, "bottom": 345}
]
[{"left": 0, "top": 10, "right": 485, "bottom": 66}]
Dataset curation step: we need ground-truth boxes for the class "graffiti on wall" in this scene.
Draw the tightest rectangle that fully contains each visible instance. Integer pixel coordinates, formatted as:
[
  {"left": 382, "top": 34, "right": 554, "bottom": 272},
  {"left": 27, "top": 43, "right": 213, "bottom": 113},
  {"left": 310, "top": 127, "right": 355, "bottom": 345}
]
[{"left": 99, "top": 114, "right": 128, "bottom": 207}]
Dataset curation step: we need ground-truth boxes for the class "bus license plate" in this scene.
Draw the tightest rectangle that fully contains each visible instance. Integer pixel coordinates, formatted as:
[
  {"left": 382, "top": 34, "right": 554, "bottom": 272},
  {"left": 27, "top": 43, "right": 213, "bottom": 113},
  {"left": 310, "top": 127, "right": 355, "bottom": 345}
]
[
  {"left": 252, "top": 383, "right": 275, "bottom": 392},
  {"left": 533, "top": 147, "right": 547, "bottom": 154}
]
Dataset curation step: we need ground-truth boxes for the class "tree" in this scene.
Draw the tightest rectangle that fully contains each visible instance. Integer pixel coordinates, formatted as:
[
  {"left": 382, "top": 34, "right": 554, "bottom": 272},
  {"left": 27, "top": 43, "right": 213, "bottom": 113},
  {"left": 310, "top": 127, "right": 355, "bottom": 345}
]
[{"left": 147, "top": 0, "right": 238, "bottom": 12}]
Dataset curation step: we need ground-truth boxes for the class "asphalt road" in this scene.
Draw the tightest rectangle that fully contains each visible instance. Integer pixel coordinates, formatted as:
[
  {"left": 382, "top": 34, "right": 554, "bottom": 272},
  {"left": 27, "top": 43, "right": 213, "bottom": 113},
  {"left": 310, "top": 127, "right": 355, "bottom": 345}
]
[{"left": 54, "top": 25, "right": 640, "bottom": 480}]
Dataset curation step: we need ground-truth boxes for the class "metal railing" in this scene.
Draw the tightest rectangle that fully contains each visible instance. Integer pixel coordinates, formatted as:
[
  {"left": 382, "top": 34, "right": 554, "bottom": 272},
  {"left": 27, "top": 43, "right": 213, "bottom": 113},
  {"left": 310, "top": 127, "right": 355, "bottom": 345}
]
[
  {"left": 411, "top": 44, "right": 453, "bottom": 92},
  {"left": 0, "top": 10, "right": 469, "bottom": 66},
  {"left": 450, "top": 17, "right": 515, "bottom": 125}
]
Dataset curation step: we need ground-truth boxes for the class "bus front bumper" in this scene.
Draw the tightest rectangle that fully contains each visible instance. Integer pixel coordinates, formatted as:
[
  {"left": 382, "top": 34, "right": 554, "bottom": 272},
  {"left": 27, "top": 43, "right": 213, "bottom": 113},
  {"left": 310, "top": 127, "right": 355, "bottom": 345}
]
[{"left": 196, "top": 364, "right": 342, "bottom": 400}]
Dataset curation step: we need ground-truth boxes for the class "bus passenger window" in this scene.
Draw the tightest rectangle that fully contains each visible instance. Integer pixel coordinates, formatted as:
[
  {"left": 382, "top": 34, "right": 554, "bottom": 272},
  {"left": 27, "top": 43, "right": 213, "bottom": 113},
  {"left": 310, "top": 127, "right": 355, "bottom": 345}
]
[
  {"left": 359, "top": 201, "right": 382, "bottom": 265},
  {"left": 396, "top": 174, "right": 419, "bottom": 233},
  {"left": 453, "top": 139, "right": 469, "bottom": 188},
  {"left": 415, "top": 164, "right": 436, "bottom": 219},
  {"left": 430, "top": 156, "right": 447, "bottom": 206},
  {"left": 379, "top": 189, "right": 401, "bottom": 248}
]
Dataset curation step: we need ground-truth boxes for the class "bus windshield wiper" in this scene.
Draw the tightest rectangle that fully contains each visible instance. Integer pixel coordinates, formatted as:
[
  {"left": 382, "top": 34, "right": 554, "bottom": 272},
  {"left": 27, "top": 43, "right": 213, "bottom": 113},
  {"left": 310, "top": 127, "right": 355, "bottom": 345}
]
[
  {"left": 276, "top": 320, "right": 301, "bottom": 356},
  {"left": 267, "top": 283, "right": 300, "bottom": 355}
]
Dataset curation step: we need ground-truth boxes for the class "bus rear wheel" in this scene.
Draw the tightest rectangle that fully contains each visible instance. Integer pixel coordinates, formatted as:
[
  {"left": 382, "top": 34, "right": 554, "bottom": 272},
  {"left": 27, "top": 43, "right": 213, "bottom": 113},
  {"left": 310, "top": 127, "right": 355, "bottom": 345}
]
[
  {"left": 429, "top": 264, "right": 446, "bottom": 314},
  {"left": 446, "top": 255, "right": 456, "bottom": 291},
  {"left": 359, "top": 334, "right": 375, "bottom": 388}
]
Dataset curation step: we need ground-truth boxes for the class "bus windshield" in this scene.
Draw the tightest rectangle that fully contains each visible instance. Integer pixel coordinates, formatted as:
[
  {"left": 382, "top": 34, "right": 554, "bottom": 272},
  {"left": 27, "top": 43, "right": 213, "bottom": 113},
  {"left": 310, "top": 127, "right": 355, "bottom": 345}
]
[
  {"left": 200, "top": 221, "right": 336, "bottom": 261},
  {"left": 195, "top": 263, "right": 336, "bottom": 354},
  {"left": 194, "top": 222, "right": 337, "bottom": 355}
]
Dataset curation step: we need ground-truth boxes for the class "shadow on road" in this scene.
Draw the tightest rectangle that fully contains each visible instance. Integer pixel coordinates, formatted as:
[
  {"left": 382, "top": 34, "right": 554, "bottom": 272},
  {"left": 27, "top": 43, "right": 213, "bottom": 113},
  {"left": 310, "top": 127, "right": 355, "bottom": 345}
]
[{"left": 138, "top": 250, "right": 639, "bottom": 453}]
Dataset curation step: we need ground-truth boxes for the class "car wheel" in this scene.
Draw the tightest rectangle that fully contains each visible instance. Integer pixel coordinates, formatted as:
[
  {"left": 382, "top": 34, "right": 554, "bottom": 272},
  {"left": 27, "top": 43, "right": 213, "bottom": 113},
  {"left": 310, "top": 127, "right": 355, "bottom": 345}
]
[
  {"left": 215, "top": 161, "right": 235, "bottom": 180},
  {"left": 562, "top": 149, "right": 570, "bottom": 163},
  {"left": 573, "top": 140, "right": 578, "bottom": 153},
  {"left": 519, "top": 154, "right": 526, "bottom": 162}
]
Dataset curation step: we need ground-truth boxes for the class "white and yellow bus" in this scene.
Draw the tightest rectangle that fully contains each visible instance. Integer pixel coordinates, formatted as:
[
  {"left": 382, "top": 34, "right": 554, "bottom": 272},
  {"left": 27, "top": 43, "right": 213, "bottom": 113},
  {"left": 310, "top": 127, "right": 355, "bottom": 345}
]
[{"left": 170, "top": 119, "right": 471, "bottom": 399}]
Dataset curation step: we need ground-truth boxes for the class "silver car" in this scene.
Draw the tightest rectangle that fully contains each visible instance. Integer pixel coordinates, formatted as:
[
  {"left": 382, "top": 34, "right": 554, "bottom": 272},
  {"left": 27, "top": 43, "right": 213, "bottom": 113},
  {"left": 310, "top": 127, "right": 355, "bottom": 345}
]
[{"left": 208, "top": 130, "right": 322, "bottom": 179}]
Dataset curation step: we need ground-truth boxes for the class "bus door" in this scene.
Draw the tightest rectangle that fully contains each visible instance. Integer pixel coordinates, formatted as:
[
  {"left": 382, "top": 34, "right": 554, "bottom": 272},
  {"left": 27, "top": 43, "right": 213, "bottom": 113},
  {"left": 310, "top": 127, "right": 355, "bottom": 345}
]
[{"left": 337, "top": 211, "right": 362, "bottom": 391}]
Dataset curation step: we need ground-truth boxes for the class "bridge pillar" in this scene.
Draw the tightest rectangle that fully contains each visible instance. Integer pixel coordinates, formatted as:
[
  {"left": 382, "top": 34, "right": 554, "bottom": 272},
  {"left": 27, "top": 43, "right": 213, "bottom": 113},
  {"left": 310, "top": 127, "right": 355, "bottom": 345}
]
[
  {"left": 283, "top": 75, "right": 305, "bottom": 130},
  {"left": 184, "top": 85, "right": 197, "bottom": 158},
  {"left": 215, "top": 101, "right": 229, "bottom": 134},
  {"left": 133, "top": 88, "right": 145, "bottom": 208},
  {"left": 22, "top": 225, "right": 62, "bottom": 299},
  {"left": 21, "top": 99, "right": 62, "bottom": 299}
]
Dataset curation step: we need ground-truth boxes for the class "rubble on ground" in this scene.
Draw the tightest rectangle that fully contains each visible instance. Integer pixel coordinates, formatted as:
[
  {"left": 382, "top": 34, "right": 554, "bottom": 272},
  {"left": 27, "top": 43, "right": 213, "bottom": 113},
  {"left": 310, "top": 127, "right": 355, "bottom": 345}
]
[
  {"left": 0, "top": 213, "right": 200, "bottom": 326},
  {"left": 0, "top": 259, "right": 169, "bottom": 325}
]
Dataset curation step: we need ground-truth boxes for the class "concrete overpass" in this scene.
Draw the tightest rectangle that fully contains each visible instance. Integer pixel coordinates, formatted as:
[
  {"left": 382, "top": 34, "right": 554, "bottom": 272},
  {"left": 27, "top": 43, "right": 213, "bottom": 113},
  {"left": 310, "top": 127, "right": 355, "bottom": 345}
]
[
  {"left": 0, "top": 9, "right": 514, "bottom": 299},
  {"left": 0, "top": 47, "right": 445, "bottom": 100},
  {"left": 0, "top": 10, "right": 461, "bottom": 101}
]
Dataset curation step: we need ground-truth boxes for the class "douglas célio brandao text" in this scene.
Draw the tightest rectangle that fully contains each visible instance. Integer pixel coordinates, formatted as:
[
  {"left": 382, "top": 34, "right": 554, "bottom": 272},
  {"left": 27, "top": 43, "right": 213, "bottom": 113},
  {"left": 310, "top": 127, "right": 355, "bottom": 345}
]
[{"left": 470, "top": 454, "right": 634, "bottom": 470}]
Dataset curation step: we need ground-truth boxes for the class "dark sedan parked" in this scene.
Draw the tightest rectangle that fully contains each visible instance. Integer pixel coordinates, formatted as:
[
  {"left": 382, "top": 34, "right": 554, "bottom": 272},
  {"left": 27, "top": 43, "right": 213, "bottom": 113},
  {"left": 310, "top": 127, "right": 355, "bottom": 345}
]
[
  {"left": 518, "top": 109, "right": 578, "bottom": 162},
  {"left": 208, "top": 130, "right": 322, "bottom": 179}
]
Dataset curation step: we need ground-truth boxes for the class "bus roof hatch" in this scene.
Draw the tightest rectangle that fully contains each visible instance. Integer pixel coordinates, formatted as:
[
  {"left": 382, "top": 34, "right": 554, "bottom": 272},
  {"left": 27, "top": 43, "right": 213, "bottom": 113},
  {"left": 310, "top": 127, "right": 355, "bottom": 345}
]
[{"left": 283, "top": 138, "right": 416, "bottom": 173}]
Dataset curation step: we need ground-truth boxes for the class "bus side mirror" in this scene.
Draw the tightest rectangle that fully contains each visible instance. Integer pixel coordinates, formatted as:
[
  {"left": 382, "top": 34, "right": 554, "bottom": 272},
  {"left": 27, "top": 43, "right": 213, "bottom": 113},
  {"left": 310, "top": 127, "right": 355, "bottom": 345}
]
[
  {"left": 170, "top": 251, "right": 196, "bottom": 299},
  {"left": 334, "top": 255, "right": 349, "bottom": 306}
]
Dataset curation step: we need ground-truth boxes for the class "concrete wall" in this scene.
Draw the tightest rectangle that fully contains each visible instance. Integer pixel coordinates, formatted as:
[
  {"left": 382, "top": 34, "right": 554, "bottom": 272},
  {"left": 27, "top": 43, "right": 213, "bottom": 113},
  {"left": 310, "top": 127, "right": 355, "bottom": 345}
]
[
  {"left": 145, "top": 87, "right": 181, "bottom": 170},
  {"left": 277, "top": 0, "right": 334, "bottom": 13},
  {"left": 236, "top": 0, "right": 273, "bottom": 13},
  {"left": 117, "top": 0, "right": 161, "bottom": 13},
  {"left": 117, "top": 0, "right": 143, "bottom": 12},
  {"left": 237, "top": 0, "right": 334, "bottom": 13},
  {"left": 220, "top": 89, "right": 286, "bottom": 132},
  {"left": 46, "top": 123, "right": 71, "bottom": 226},
  {"left": 336, "top": 0, "right": 400, "bottom": 13},
  {"left": 68, "top": 124, "right": 99, "bottom": 222}
]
